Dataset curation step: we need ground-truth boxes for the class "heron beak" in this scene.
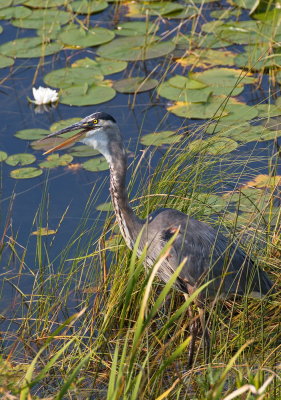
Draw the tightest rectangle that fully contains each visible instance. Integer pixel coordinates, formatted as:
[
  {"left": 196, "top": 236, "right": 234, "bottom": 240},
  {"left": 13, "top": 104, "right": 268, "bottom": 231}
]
[{"left": 40, "top": 121, "right": 88, "bottom": 155}]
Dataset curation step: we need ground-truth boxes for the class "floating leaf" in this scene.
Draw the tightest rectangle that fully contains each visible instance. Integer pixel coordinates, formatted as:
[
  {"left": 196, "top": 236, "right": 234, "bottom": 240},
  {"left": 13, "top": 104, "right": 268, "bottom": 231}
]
[
  {"left": 49, "top": 118, "right": 81, "bottom": 138},
  {"left": 0, "top": 5, "right": 31, "bottom": 19},
  {"left": 72, "top": 57, "right": 127, "bottom": 75},
  {"left": 32, "top": 227, "right": 57, "bottom": 236},
  {"left": 0, "top": 37, "right": 62, "bottom": 58},
  {"left": 0, "top": 54, "right": 14, "bottom": 68},
  {"left": 24, "top": 0, "right": 66, "bottom": 7},
  {"left": 141, "top": 131, "right": 183, "bottom": 146},
  {"left": 242, "top": 174, "right": 281, "bottom": 189},
  {"left": 37, "top": 24, "right": 61, "bottom": 40},
  {"left": 70, "top": 0, "right": 108, "bottom": 14},
  {"left": 177, "top": 49, "right": 236, "bottom": 68},
  {"left": 44, "top": 67, "right": 103, "bottom": 89},
  {"left": 69, "top": 145, "right": 99, "bottom": 157},
  {"left": 15, "top": 128, "right": 49, "bottom": 140},
  {"left": 39, "top": 153, "right": 73, "bottom": 168},
  {"left": 60, "top": 83, "right": 116, "bottom": 106},
  {"left": 157, "top": 76, "right": 212, "bottom": 103},
  {"left": 168, "top": 98, "right": 228, "bottom": 119},
  {"left": 113, "top": 77, "right": 158, "bottom": 93},
  {"left": 11, "top": 9, "right": 71, "bottom": 29},
  {"left": 116, "top": 21, "right": 159, "bottom": 37},
  {"left": 59, "top": 25, "right": 114, "bottom": 48},
  {"left": 97, "top": 36, "right": 175, "bottom": 61},
  {"left": 235, "top": 45, "right": 281, "bottom": 70},
  {"left": 96, "top": 202, "right": 113, "bottom": 211},
  {"left": 82, "top": 157, "right": 109, "bottom": 171},
  {"left": 256, "top": 104, "right": 281, "bottom": 118},
  {"left": 10, "top": 167, "right": 42, "bottom": 179},
  {"left": 0, "top": 151, "right": 8, "bottom": 161},
  {"left": 192, "top": 68, "right": 255, "bottom": 89},
  {"left": 189, "top": 137, "right": 238, "bottom": 155},
  {"left": 32, "top": 137, "right": 76, "bottom": 151},
  {"left": 6, "top": 153, "right": 36, "bottom": 166}
]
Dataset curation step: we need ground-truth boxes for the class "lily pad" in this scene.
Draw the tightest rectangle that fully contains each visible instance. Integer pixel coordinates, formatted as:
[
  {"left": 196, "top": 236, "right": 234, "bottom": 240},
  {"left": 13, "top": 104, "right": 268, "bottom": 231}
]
[
  {"left": 235, "top": 45, "right": 281, "bottom": 70},
  {"left": 39, "top": 153, "right": 73, "bottom": 168},
  {"left": 256, "top": 104, "right": 281, "bottom": 118},
  {"left": 191, "top": 68, "right": 255, "bottom": 90},
  {"left": 44, "top": 67, "right": 104, "bottom": 89},
  {"left": 6, "top": 153, "right": 36, "bottom": 166},
  {"left": 11, "top": 9, "right": 71, "bottom": 29},
  {"left": 71, "top": 57, "right": 127, "bottom": 75},
  {"left": 60, "top": 83, "right": 116, "bottom": 106},
  {"left": 113, "top": 77, "right": 158, "bottom": 93},
  {"left": 0, "top": 151, "right": 8, "bottom": 161},
  {"left": 37, "top": 24, "right": 61, "bottom": 40},
  {"left": 167, "top": 98, "right": 228, "bottom": 119},
  {"left": 10, "top": 167, "right": 42, "bottom": 179},
  {"left": 0, "top": 54, "right": 14, "bottom": 68},
  {"left": 69, "top": 145, "right": 99, "bottom": 157},
  {"left": 96, "top": 202, "right": 113, "bottom": 211},
  {"left": 189, "top": 137, "right": 238, "bottom": 155},
  {"left": 59, "top": 25, "right": 114, "bottom": 48},
  {"left": 0, "top": 5, "right": 31, "bottom": 19},
  {"left": 141, "top": 131, "right": 183, "bottom": 146},
  {"left": 32, "top": 227, "right": 57, "bottom": 235},
  {"left": 97, "top": 36, "right": 175, "bottom": 61},
  {"left": 177, "top": 49, "right": 237, "bottom": 68},
  {"left": 24, "top": 0, "right": 66, "bottom": 7},
  {"left": 0, "top": 37, "right": 62, "bottom": 58},
  {"left": 70, "top": 0, "right": 108, "bottom": 14},
  {"left": 50, "top": 118, "right": 81, "bottom": 134},
  {"left": 116, "top": 21, "right": 159, "bottom": 37},
  {"left": 157, "top": 76, "right": 212, "bottom": 103},
  {"left": 83, "top": 157, "right": 109, "bottom": 171},
  {"left": 15, "top": 128, "right": 50, "bottom": 140}
]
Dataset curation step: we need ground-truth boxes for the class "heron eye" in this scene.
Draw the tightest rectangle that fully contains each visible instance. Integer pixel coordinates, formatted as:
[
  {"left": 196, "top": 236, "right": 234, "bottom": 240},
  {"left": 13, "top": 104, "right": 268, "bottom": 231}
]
[{"left": 93, "top": 119, "right": 98, "bottom": 124}]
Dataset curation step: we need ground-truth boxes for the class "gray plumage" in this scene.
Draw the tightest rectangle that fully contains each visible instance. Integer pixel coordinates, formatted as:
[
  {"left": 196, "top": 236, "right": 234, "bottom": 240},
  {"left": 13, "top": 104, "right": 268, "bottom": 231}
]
[{"left": 42, "top": 111, "right": 274, "bottom": 364}]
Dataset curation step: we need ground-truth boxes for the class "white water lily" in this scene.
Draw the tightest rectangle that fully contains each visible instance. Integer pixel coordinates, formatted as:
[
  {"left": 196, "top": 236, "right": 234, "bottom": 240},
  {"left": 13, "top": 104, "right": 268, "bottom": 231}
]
[{"left": 31, "top": 86, "right": 59, "bottom": 105}]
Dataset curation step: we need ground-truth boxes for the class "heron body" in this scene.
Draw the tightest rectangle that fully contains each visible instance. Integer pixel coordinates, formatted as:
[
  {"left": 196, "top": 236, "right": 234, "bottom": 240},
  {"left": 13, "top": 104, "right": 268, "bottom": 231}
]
[{"left": 42, "top": 112, "right": 274, "bottom": 364}]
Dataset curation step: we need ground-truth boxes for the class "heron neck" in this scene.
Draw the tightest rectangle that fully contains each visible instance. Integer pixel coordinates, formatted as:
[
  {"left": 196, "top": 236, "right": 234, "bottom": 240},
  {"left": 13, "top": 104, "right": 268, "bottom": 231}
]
[{"left": 108, "top": 145, "right": 143, "bottom": 249}]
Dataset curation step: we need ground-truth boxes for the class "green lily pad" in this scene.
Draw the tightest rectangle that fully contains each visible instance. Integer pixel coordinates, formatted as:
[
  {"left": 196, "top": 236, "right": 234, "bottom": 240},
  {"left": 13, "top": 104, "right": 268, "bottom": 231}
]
[
  {"left": 97, "top": 36, "right": 175, "bottom": 61},
  {"left": 0, "top": 151, "right": 8, "bottom": 161},
  {"left": 0, "top": 54, "right": 14, "bottom": 68},
  {"left": 0, "top": 5, "right": 31, "bottom": 19},
  {"left": 44, "top": 67, "right": 104, "bottom": 89},
  {"left": 116, "top": 21, "right": 159, "bottom": 37},
  {"left": 6, "top": 153, "right": 36, "bottom": 166},
  {"left": 24, "top": 0, "right": 66, "bottom": 7},
  {"left": 113, "top": 77, "right": 158, "bottom": 93},
  {"left": 10, "top": 167, "right": 43, "bottom": 179},
  {"left": 221, "top": 102, "right": 258, "bottom": 122},
  {"left": 141, "top": 131, "right": 183, "bottom": 146},
  {"left": 70, "top": 0, "right": 108, "bottom": 14},
  {"left": 256, "top": 104, "right": 281, "bottom": 118},
  {"left": 168, "top": 98, "right": 228, "bottom": 119},
  {"left": 235, "top": 45, "right": 281, "bottom": 70},
  {"left": 69, "top": 145, "right": 99, "bottom": 157},
  {"left": 177, "top": 49, "right": 237, "bottom": 68},
  {"left": 83, "top": 157, "right": 109, "bottom": 171},
  {"left": 230, "top": 0, "right": 262, "bottom": 9},
  {"left": 15, "top": 128, "right": 50, "bottom": 140},
  {"left": 60, "top": 83, "right": 116, "bottom": 106},
  {"left": 32, "top": 227, "right": 57, "bottom": 236},
  {"left": 0, "top": 37, "right": 62, "bottom": 58},
  {"left": 59, "top": 25, "right": 114, "bottom": 48},
  {"left": 189, "top": 137, "right": 238, "bottom": 155},
  {"left": 191, "top": 68, "right": 255, "bottom": 89},
  {"left": 157, "top": 76, "right": 212, "bottom": 103},
  {"left": 72, "top": 57, "right": 127, "bottom": 75},
  {"left": 11, "top": 9, "right": 71, "bottom": 29},
  {"left": 174, "top": 33, "right": 230, "bottom": 50},
  {"left": 96, "top": 202, "right": 113, "bottom": 211},
  {"left": 37, "top": 24, "right": 61, "bottom": 40},
  {"left": 39, "top": 153, "right": 73, "bottom": 168},
  {"left": 143, "top": 2, "right": 184, "bottom": 16}
]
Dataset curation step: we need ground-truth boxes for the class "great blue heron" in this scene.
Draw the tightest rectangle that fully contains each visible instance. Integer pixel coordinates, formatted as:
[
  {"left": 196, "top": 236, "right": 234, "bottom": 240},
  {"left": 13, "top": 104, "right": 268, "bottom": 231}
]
[{"left": 41, "top": 111, "right": 274, "bottom": 365}]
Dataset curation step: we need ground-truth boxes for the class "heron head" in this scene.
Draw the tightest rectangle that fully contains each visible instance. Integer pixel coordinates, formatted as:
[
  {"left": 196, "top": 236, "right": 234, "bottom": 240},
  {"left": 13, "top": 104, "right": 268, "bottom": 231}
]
[{"left": 41, "top": 112, "right": 118, "bottom": 159}]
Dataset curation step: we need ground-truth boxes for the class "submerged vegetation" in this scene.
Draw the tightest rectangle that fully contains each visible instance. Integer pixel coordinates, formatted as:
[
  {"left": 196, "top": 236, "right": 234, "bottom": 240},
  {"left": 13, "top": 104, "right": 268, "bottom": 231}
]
[{"left": 0, "top": 0, "right": 280, "bottom": 398}]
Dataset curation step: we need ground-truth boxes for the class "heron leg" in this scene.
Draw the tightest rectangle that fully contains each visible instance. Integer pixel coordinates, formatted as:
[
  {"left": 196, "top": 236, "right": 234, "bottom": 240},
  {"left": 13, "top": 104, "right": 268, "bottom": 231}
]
[
  {"left": 184, "top": 294, "right": 198, "bottom": 368},
  {"left": 199, "top": 307, "right": 210, "bottom": 363}
]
